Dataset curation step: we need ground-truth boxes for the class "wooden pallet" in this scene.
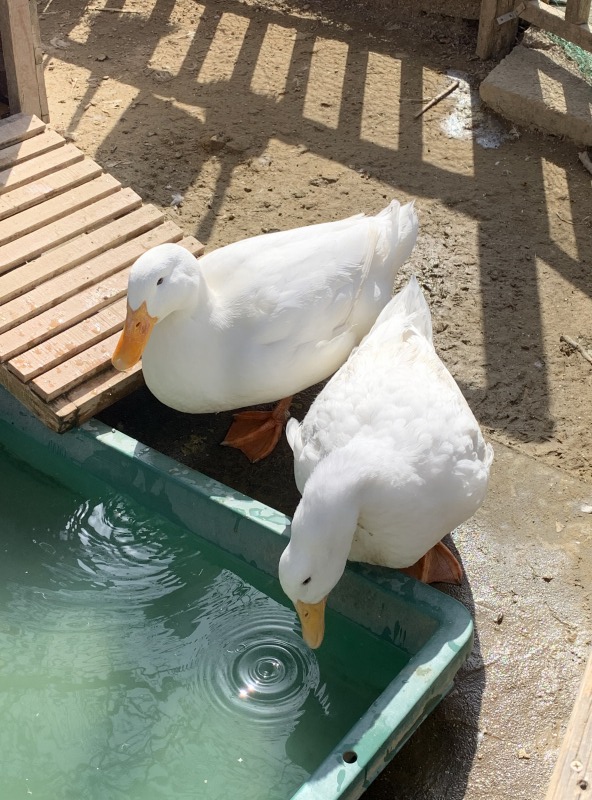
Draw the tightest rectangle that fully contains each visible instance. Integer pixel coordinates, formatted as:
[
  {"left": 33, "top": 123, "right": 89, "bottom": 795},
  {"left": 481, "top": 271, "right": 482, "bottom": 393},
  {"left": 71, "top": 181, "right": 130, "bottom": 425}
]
[{"left": 0, "top": 113, "right": 204, "bottom": 432}]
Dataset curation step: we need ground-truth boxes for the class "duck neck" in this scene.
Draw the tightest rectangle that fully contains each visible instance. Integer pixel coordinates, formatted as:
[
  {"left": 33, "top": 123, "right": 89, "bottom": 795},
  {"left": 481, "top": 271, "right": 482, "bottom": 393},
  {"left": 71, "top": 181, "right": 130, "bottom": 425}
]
[{"left": 293, "top": 447, "right": 365, "bottom": 572}]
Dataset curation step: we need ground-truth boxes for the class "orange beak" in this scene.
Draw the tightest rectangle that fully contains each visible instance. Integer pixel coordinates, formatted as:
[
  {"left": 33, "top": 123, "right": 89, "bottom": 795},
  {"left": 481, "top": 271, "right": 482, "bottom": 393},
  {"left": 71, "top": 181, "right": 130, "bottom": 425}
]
[
  {"left": 112, "top": 301, "right": 158, "bottom": 371},
  {"left": 295, "top": 597, "right": 327, "bottom": 649}
]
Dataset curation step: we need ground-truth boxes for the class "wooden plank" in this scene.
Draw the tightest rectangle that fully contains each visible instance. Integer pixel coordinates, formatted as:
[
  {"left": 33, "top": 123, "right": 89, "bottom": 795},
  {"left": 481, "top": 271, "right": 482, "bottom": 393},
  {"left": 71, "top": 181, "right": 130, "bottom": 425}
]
[
  {"left": 477, "top": 0, "right": 520, "bottom": 59},
  {"left": 0, "top": 204, "right": 163, "bottom": 305},
  {"left": 0, "top": 1, "right": 48, "bottom": 120},
  {"left": 9, "top": 298, "right": 128, "bottom": 382},
  {"left": 0, "top": 359, "right": 69, "bottom": 431},
  {"left": 0, "top": 233, "right": 204, "bottom": 364},
  {"left": 0, "top": 180, "right": 139, "bottom": 274},
  {"left": 0, "top": 159, "right": 103, "bottom": 222},
  {"left": 0, "top": 172, "right": 120, "bottom": 250},
  {"left": 565, "top": 0, "right": 591, "bottom": 25},
  {"left": 0, "top": 113, "right": 45, "bottom": 148},
  {"left": 52, "top": 364, "right": 145, "bottom": 431},
  {"left": 521, "top": 1, "right": 592, "bottom": 52},
  {"left": 0, "top": 129, "right": 64, "bottom": 172},
  {"left": 545, "top": 649, "right": 592, "bottom": 800},
  {"left": 31, "top": 331, "right": 123, "bottom": 401},
  {"left": 0, "top": 351, "right": 144, "bottom": 433},
  {"left": 0, "top": 143, "right": 85, "bottom": 195},
  {"left": 0, "top": 221, "right": 188, "bottom": 343}
]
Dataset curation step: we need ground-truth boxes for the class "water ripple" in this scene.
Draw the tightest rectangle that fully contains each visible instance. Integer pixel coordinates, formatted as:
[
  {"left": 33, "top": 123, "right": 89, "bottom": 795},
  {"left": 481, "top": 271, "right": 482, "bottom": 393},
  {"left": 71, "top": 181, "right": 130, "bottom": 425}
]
[{"left": 191, "top": 579, "right": 323, "bottom": 731}]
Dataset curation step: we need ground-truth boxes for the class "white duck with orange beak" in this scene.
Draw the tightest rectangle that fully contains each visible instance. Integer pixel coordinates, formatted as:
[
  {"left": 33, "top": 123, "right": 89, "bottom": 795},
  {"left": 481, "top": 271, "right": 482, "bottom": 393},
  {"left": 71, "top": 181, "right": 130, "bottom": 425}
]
[
  {"left": 112, "top": 199, "right": 418, "bottom": 461},
  {"left": 279, "top": 276, "right": 493, "bottom": 648}
]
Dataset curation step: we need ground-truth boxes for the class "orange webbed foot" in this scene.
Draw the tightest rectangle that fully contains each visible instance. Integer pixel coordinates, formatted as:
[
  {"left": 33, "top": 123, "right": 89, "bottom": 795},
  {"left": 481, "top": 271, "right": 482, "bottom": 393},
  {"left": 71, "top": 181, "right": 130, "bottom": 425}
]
[
  {"left": 221, "top": 397, "right": 292, "bottom": 462},
  {"left": 400, "top": 540, "right": 463, "bottom": 585}
]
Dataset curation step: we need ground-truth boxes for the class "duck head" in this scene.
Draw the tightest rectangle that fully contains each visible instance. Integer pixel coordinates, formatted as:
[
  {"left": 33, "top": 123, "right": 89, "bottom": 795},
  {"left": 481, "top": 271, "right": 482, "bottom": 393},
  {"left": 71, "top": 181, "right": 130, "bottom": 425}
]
[
  {"left": 279, "top": 461, "right": 360, "bottom": 649},
  {"left": 112, "top": 243, "right": 201, "bottom": 371}
]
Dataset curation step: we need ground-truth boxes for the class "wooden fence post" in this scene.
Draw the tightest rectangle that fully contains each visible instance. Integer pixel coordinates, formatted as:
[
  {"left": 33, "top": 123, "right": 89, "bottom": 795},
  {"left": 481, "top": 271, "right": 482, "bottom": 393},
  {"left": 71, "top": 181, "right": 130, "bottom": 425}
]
[
  {"left": 0, "top": 0, "right": 49, "bottom": 121},
  {"left": 477, "top": 0, "right": 520, "bottom": 60},
  {"left": 565, "top": 0, "right": 592, "bottom": 25}
]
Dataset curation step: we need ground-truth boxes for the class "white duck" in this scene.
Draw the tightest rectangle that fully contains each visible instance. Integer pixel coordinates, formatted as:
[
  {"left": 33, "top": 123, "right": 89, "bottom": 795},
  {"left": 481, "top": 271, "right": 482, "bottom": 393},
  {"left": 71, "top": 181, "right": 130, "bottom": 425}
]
[
  {"left": 112, "top": 199, "right": 418, "bottom": 461},
  {"left": 279, "top": 276, "right": 493, "bottom": 648}
]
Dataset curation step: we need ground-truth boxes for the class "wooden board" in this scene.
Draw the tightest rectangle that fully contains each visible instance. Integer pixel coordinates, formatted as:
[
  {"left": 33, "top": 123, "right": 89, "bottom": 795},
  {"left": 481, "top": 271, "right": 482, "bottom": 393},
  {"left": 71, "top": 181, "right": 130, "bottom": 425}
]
[
  {"left": 0, "top": 114, "right": 205, "bottom": 432},
  {"left": 546, "top": 649, "right": 592, "bottom": 800},
  {"left": 0, "top": 0, "right": 49, "bottom": 121},
  {"left": 477, "top": 0, "right": 520, "bottom": 59},
  {"left": 520, "top": 1, "right": 592, "bottom": 54}
]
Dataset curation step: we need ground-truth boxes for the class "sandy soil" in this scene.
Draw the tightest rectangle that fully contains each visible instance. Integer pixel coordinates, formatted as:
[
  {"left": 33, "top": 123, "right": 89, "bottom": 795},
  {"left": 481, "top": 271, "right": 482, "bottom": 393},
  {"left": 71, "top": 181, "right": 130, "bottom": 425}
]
[{"left": 39, "top": 0, "right": 592, "bottom": 486}]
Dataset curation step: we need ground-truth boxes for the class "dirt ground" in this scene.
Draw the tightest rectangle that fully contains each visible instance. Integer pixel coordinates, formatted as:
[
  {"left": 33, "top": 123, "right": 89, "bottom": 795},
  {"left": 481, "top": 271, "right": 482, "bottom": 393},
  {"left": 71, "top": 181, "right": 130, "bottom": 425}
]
[{"left": 35, "top": 1, "right": 592, "bottom": 798}]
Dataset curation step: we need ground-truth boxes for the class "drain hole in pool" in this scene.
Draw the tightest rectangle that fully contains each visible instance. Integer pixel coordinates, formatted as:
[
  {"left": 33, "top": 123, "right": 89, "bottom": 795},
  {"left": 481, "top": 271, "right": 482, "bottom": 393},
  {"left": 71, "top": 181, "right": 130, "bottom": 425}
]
[{"left": 342, "top": 751, "right": 358, "bottom": 764}]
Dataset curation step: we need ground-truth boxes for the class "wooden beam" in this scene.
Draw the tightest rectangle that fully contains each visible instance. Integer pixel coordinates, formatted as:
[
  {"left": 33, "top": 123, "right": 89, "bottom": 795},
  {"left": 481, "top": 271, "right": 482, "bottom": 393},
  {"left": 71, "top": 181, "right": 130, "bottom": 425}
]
[
  {"left": 565, "top": 0, "right": 591, "bottom": 25},
  {"left": 0, "top": 0, "right": 49, "bottom": 121},
  {"left": 545, "top": 649, "right": 592, "bottom": 800},
  {"left": 477, "top": 0, "right": 520, "bottom": 60},
  {"left": 521, "top": 1, "right": 592, "bottom": 52}
]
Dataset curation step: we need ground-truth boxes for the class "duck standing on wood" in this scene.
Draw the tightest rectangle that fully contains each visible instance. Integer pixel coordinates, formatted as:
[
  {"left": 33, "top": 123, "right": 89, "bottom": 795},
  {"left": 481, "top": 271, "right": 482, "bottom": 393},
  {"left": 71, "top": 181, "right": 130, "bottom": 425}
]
[
  {"left": 112, "top": 199, "right": 418, "bottom": 461},
  {"left": 279, "top": 276, "right": 494, "bottom": 648}
]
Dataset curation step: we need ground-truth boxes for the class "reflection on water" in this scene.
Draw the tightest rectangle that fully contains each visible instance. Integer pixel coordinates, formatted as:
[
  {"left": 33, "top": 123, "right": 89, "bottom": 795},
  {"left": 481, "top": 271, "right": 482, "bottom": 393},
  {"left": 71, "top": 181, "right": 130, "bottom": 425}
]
[{"left": 0, "top": 444, "right": 405, "bottom": 800}]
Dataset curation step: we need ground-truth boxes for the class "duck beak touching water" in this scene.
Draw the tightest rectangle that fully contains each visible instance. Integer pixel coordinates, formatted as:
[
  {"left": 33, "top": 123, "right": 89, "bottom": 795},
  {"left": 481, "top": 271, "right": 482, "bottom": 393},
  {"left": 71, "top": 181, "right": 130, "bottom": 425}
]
[
  {"left": 112, "top": 302, "right": 158, "bottom": 371},
  {"left": 295, "top": 598, "right": 327, "bottom": 649}
]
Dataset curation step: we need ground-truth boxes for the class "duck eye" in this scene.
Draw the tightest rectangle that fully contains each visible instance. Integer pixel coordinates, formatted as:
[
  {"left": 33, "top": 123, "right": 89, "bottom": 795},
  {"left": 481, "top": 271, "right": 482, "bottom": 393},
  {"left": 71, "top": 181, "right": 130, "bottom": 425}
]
[
  {"left": 157, "top": 277, "right": 164, "bottom": 286},
  {"left": 302, "top": 577, "right": 311, "bottom": 586}
]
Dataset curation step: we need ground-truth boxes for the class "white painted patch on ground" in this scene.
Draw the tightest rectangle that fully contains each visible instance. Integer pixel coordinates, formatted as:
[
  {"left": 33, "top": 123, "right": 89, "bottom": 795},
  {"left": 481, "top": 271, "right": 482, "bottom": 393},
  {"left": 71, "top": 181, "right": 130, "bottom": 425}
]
[{"left": 440, "top": 71, "right": 517, "bottom": 149}]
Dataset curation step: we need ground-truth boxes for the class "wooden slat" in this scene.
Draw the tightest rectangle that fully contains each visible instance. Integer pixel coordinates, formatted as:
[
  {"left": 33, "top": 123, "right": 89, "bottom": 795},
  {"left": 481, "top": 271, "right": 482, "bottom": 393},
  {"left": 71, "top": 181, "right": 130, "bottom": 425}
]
[
  {"left": 0, "top": 114, "right": 44, "bottom": 149},
  {"left": 521, "top": 1, "right": 592, "bottom": 53},
  {"left": 0, "top": 171, "right": 118, "bottom": 250},
  {"left": 51, "top": 364, "right": 145, "bottom": 431},
  {"left": 0, "top": 357, "right": 72, "bottom": 431},
  {"left": 0, "top": 220, "right": 186, "bottom": 343},
  {"left": 0, "top": 143, "right": 85, "bottom": 195},
  {"left": 565, "top": 0, "right": 591, "bottom": 25},
  {"left": 477, "top": 0, "right": 520, "bottom": 59},
  {"left": 0, "top": 129, "right": 64, "bottom": 171},
  {"left": 0, "top": 159, "right": 103, "bottom": 222},
  {"left": 0, "top": 1, "right": 48, "bottom": 120},
  {"left": 0, "top": 181, "right": 139, "bottom": 274},
  {"left": 546, "top": 649, "right": 592, "bottom": 800},
  {"left": 0, "top": 204, "right": 163, "bottom": 305},
  {"left": 32, "top": 331, "right": 122, "bottom": 401},
  {"left": 9, "top": 298, "right": 127, "bottom": 381}
]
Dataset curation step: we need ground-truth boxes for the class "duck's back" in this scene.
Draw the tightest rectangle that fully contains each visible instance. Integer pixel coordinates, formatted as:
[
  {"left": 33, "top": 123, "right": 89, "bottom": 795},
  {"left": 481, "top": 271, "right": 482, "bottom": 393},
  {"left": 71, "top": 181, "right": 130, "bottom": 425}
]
[
  {"left": 145, "top": 201, "right": 419, "bottom": 412},
  {"left": 288, "top": 278, "right": 493, "bottom": 567}
]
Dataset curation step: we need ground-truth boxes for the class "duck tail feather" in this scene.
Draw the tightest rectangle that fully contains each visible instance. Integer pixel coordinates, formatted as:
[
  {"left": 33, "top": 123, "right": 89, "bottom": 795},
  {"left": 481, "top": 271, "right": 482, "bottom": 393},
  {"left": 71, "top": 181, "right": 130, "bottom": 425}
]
[
  {"left": 285, "top": 417, "right": 301, "bottom": 452},
  {"left": 369, "top": 275, "right": 433, "bottom": 341},
  {"left": 377, "top": 199, "right": 419, "bottom": 275}
]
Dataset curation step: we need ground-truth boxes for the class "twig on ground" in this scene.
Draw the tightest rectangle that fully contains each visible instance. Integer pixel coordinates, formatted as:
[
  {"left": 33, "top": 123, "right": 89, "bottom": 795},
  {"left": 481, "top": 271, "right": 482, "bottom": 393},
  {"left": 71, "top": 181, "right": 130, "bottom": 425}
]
[
  {"left": 414, "top": 80, "right": 460, "bottom": 120},
  {"left": 560, "top": 334, "right": 592, "bottom": 367},
  {"left": 578, "top": 151, "right": 592, "bottom": 176},
  {"left": 92, "top": 6, "right": 144, "bottom": 12}
]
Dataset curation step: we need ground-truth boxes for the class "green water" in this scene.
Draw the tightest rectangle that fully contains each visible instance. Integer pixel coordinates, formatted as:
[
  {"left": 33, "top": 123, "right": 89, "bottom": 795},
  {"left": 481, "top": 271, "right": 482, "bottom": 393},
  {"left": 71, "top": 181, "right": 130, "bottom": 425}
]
[{"left": 0, "top": 443, "right": 409, "bottom": 800}]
